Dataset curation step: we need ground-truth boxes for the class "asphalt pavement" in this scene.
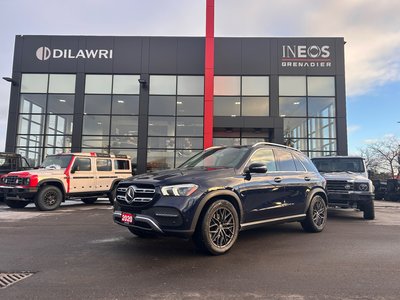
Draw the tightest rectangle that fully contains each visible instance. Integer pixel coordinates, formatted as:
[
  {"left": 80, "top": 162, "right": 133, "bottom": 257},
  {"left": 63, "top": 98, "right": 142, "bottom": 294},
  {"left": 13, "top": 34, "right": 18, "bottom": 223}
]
[{"left": 0, "top": 200, "right": 399, "bottom": 300}]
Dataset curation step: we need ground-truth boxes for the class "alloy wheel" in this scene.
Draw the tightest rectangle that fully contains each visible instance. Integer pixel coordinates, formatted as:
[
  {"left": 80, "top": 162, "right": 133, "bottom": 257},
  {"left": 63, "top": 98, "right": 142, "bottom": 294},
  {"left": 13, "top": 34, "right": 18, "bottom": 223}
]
[
  {"left": 312, "top": 198, "right": 326, "bottom": 227},
  {"left": 44, "top": 191, "right": 58, "bottom": 206},
  {"left": 209, "top": 207, "right": 236, "bottom": 248}
]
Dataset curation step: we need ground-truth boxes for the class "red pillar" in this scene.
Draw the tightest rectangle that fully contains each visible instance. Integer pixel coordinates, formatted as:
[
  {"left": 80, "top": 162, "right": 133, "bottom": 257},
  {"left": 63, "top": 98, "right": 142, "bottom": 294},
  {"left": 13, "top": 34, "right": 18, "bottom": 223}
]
[{"left": 203, "top": 0, "right": 215, "bottom": 149}]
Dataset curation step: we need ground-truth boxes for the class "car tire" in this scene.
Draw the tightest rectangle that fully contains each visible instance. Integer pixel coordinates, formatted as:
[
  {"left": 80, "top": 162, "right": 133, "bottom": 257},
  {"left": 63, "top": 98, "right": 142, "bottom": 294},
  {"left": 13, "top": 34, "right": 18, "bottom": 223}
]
[
  {"left": 301, "top": 195, "right": 327, "bottom": 233},
  {"left": 193, "top": 200, "right": 239, "bottom": 255},
  {"left": 34, "top": 185, "right": 63, "bottom": 211},
  {"left": 363, "top": 200, "right": 375, "bottom": 220},
  {"left": 128, "top": 227, "right": 157, "bottom": 238},
  {"left": 108, "top": 186, "right": 117, "bottom": 205},
  {"left": 5, "top": 199, "right": 29, "bottom": 209},
  {"left": 81, "top": 197, "right": 97, "bottom": 204}
]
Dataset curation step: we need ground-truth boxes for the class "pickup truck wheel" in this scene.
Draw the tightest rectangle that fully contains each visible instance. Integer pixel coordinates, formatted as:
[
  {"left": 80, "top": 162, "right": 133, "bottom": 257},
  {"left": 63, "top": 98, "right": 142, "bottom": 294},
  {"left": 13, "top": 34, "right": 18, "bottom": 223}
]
[
  {"left": 108, "top": 186, "right": 117, "bottom": 205},
  {"left": 81, "top": 197, "right": 97, "bottom": 204},
  {"left": 5, "top": 199, "right": 29, "bottom": 209},
  {"left": 193, "top": 200, "right": 239, "bottom": 255},
  {"left": 301, "top": 195, "right": 327, "bottom": 233},
  {"left": 128, "top": 227, "right": 157, "bottom": 238},
  {"left": 363, "top": 200, "right": 375, "bottom": 220},
  {"left": 34, "top": 186, "right": 62, "bottom": 211}
]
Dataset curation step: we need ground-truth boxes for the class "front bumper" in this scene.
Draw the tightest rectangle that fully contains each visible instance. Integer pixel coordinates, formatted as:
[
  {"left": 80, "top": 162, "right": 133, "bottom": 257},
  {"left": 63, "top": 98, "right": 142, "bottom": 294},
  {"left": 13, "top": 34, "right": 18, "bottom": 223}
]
[
  {"left": 0, "top": 186, "right": 38, "bottom": 201},
  {"left": 327, "top": 191, "right": 374, "bottom": 207},
  {"left": 113, "top": 211, "right": 164, "bottom": 233},
  {"left": 113, "top": 206, "right": 195, "bottom": 238}
]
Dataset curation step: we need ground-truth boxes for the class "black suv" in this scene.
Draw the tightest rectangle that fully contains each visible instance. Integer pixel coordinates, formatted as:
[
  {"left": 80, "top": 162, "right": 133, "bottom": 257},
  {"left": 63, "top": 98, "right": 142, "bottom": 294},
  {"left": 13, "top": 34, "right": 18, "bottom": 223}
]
[{"left": 113, "top": 143, "right": 327, "bottom": 255}]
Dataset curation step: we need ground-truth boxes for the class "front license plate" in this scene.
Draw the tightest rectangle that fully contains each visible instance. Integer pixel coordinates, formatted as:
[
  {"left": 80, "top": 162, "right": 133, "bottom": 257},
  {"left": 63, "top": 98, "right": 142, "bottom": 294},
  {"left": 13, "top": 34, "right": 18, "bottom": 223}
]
[{"left": 121, "top": 212, "right": 134, "bottom": 224}]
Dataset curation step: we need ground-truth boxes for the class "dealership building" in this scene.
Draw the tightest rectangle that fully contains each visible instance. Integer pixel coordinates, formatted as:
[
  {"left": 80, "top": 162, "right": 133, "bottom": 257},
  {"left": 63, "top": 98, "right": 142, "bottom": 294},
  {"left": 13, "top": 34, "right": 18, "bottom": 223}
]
[{"left": 4, "top": 35, "right": 347, "bottom": 173}]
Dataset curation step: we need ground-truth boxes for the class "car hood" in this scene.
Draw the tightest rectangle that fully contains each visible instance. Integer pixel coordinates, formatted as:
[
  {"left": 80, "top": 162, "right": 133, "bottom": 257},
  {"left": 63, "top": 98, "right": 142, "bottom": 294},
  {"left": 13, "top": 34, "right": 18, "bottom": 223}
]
[
  {"left": 321, "top": 172, "right": 368, "bottom": 182},
  {"left": 125, "top": 167, "right": 236, "bottom": 186},
  {"left": 7, "top": 168, "right": 66, "bottom": 177}
]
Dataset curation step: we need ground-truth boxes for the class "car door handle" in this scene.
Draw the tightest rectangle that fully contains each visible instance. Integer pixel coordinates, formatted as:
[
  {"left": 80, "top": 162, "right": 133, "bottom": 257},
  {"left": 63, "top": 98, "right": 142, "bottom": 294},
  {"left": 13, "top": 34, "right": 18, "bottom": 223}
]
[
  {"left": 304, "top": 176, "right": 311, "bottom": 181},
  {"left": 274, "top": 177, "right": 282, "bottom": 183}
]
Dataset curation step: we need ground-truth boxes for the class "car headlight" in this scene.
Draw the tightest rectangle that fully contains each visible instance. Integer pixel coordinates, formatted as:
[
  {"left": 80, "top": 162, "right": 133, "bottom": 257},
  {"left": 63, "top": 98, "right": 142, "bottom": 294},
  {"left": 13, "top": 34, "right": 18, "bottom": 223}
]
[
  {"left": 161, "top": 184, "right": 199, "bottom": 196},
  {"left": 357, "top": 183, "right": 369, "bottom": 191},
  {"left": 23, "top": 178, "right": 30, "bottom": 186}
]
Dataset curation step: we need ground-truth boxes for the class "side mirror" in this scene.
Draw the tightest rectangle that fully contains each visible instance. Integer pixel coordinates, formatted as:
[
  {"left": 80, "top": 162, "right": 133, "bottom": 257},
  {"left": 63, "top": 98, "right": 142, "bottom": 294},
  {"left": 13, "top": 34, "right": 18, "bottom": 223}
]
[
  {"left": 70, "top": 165, "right": 77, "bottom": 174},
  {"left": 248, "top": 163, "right": 267, "bottom": 174}
]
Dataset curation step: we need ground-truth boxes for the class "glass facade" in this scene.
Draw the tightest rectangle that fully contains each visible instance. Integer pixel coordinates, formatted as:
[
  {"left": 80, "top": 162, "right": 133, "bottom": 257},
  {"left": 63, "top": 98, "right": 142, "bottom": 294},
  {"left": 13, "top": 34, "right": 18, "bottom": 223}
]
[
  {"left": 82, "top": 74, "right": 139, "bottom": 164},
  {"left": 146, "top": 75, "right": 204, "bottom": 171},
  {"left": 17, "top": 74, "right": 75, "bottom": 166},
  {"left": 279, "top": 76, "right": 336, "bottom": 157},
  {"left": 214, "top": 76, "right": 269, "bottom": 117},
  {"left": 15, "top": 73, "right": 338, "bottom": 169}
]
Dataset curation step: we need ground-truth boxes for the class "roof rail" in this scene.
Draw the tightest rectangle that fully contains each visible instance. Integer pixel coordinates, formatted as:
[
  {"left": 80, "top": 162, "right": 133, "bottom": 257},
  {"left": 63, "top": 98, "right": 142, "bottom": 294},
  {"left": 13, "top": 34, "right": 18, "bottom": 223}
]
[
  {"left": 205, "top": 145, "right": 224, "bottom": 151},
  {"left": 251, "top": 142, "right": 301, "bottom": 152}
]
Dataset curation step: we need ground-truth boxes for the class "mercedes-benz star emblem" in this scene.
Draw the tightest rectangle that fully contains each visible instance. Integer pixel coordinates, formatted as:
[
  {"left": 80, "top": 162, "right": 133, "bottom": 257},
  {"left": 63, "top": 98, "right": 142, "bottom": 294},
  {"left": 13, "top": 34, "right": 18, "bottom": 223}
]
[{"left": 125, "top": 185, "right": 137, "bottom": 204}]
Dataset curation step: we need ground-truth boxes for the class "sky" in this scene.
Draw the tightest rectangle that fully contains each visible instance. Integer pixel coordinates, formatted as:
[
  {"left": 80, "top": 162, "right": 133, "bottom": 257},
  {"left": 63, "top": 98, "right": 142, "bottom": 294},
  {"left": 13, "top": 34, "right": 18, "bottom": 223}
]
[{"left": 0, "top": 0, "right": 399, "bottom": 154}]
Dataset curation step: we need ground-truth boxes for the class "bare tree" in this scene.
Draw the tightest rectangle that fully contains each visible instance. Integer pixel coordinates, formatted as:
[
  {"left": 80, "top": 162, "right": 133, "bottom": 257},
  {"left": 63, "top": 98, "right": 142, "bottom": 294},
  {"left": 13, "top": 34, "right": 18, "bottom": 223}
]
[
  {"left": 360, "top": 136, "right": 400, "bottom": 178},
  {"left": 359, "top": 147, "right": 379, "bottom": 174}
]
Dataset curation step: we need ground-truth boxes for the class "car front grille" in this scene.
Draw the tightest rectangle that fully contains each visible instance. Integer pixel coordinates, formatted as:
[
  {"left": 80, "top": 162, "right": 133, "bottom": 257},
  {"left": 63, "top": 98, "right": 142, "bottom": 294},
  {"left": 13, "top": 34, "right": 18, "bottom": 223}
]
[
  {"left": 116, "top": 183, "right": 156, "bottom": 206},
  {"left": 326, "top": 180, "right": 354, "bottom": 191},
  {"left": 2, "top": 176, "right": 19, "bottom": 185}
]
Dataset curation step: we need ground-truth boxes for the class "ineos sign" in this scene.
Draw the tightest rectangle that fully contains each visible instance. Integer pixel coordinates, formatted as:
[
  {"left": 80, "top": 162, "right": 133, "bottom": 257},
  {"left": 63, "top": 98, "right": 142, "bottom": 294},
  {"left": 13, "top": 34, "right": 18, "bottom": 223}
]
[
  {"left": 36, "top": 46, "right": 113, "bottom": 61},
  {"left": 281, "top": 45, "right": 332, "bottom": 68}
]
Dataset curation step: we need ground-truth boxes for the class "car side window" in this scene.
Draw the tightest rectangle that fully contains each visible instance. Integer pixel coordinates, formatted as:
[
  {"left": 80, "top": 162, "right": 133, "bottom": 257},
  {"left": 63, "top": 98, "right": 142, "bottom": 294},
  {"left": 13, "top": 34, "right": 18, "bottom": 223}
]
[
  {"left": 247, "top": 149, "right": 277, "bottom": 171},
  {"left": 96, "top": 159, "right": 112, "bottom": 171},
  {"left": 297, "top": 154, "right": 319, "bottom": 173},
  {"left": 293, "top": 155, "right": 306, "bottom": 171},
  {"left": 73, "top": 158, "right": 92, "bottom": 172},
  {"left": 275, "top": 149, "right": 297, "bottom": 171},
  {"left": 114, "top": 160, "right": 130, "bottom": 170}
]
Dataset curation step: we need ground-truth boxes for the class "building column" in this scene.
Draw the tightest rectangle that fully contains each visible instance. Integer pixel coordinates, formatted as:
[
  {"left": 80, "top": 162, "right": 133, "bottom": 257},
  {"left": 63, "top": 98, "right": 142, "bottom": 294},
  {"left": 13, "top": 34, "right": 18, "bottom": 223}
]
[{"left": 203, "top": 0, "right": 215, "bottom": 149}]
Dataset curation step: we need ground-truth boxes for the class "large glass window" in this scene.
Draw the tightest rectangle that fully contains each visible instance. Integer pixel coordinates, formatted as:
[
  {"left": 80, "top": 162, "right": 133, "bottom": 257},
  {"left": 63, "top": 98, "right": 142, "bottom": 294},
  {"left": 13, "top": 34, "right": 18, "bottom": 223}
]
[
  {"left": 149, "top": 96, "right": 176, "bottom": 115},
  {"left": 149, "top": 75, "right": 176, "bottom": 95},
  {"left": 20, "top": 74, "right": 48, "bottom": 93},
  {"left": 307, "top": 77, "right": 335, "bottom": 96},
  {"left": 112, "top": 75, "right": 140, "bottom": 94},
  {"left": 279, "top": 76, "right": 306, "bottom": 96},
  {"left": 214, "top": 76, "right": 269, "bottom": 117},
  {"left": 147, "top": 75, "right": 204, "bottom": 171},
  {"left": 82, "top": 74, "right": 139, "bottom": 163},
  {"left": 17, "top": 73, "right": 75, "bottom": 165},
  {"left": 112, "top": 96, "right": 139, "bottom": 115},
  {"left": 279, "top": 76, "right": 337, "bottom": 155},
  {"left": 242, "top": 97, "right": 269, "bottom": 116},
  {"left": 176, "top": 97, "right": 203, "bottom": 116},
  {"left": 242, "top": 76, "right": 269, "bottom": 96},
  {"left": 279, "top": 97, "right": 307, "bottom": 117},
  {"left": 84, "top": 95, "right": 111, "bottom": 114},
  {"left": 47, "top": 95, "right": 75, "bottom": 114},
  {"left": 213, "top": 128, "right": 270, "bottom": 146},
  {"left": 48, "top": 74, "right": 76, "bottom": 93},
  {"left": 177, "top": 76, "right": 204, "bottom": 95},
  {"left": 85, "top": 75, "right": 112, "bottom": 94},
  {"left": 214, "top": 97, "right": 241, "bottom": 117}
]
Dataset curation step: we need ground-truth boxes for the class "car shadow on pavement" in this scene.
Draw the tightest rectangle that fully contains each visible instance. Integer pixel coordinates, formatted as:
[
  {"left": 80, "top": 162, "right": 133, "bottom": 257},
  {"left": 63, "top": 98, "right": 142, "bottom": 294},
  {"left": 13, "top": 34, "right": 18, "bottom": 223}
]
[{"left": 327, "top": 208, "right": 366, "bottom": 221}]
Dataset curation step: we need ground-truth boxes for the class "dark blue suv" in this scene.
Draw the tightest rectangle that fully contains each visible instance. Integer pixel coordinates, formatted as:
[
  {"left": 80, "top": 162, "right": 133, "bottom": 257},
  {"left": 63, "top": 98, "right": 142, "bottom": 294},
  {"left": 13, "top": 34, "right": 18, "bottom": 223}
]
[{"left": 113, "top": 143, "right": 327, "bottom": 255}]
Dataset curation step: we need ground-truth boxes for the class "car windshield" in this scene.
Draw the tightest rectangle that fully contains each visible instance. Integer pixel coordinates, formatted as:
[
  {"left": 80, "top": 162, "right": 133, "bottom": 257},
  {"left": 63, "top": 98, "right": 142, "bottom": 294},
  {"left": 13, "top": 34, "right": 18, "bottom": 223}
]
[
  {"left": 0, "top": 157, "right": 15, "bottom": 169},
  {"left": 312, "top": 158, "right": 365, "bottom": 173},
  {"left": 40, "top": 155, "right": 72, "bottom": 169},
  {"left": 179, "top": 147, "right": 249, "bottom": 169}
]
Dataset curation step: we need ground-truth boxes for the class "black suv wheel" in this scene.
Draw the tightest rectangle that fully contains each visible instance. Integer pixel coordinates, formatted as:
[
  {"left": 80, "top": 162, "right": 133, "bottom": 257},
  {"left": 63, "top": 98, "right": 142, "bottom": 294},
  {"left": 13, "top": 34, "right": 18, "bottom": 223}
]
[
  {"left": 301, "top": 195, "right": 327, "bottom": 232},
  {"left": 194, "top": 200, "right": 239, "bottom": 255},
  {"left": 363, "top": 200, "right": 375, "bottom": 220},
  {"left": 34, "top": 185, "right": 63, "bottom": 211}
]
